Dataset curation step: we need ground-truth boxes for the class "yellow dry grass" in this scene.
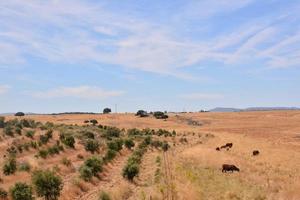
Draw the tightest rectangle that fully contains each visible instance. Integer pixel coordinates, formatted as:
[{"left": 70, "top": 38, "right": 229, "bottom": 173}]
[{"left": 2, "top": 110, "right": 300, "bottom": 200}]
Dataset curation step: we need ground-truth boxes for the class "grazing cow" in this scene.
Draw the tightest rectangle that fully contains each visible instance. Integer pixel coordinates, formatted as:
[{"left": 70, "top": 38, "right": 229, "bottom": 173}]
[
  {"left": 216, "top": 147, "right": 220, "bottom": 151},
  {"left": 253, "top": 150, "right": 260, "bottom": 156},
  {"left": 226, "top": 143, "right": 233, "bottom": 148},
  {"left": 222, "top": 164, "right": 240, "bottom": 173},
  {"left": 220, "top": 145, "right": 227, "bottom": 149}
]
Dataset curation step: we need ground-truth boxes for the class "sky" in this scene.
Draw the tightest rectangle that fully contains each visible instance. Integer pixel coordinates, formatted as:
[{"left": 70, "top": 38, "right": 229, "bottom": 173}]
[{"left": 0, "top": 0, "right": 300, "bottom": 113}]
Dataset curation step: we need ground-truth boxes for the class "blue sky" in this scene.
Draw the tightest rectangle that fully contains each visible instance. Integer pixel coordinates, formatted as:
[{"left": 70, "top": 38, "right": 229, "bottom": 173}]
[{"left": 1, "top": 0, "right": 300, "bottom": 113}]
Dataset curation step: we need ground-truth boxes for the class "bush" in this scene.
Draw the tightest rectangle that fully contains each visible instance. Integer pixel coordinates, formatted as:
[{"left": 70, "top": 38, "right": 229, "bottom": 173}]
[
  {"left": 61, "top": 135, "right": 75, "bottom": 148},
  {"left": 84, "top": 157, "right": 103, "bottom": 175},
  {"left": 3, "top": 157, "right": 17, "bottom": 175},
  {"left": 32, "top": 170, "right": 63, "bottom": 200},
  {"left": 84, "top": 139, "right": 100, "bottom": 154},
  {"left": 10, "top": 182, "right": 33, "bottom": 200},
  {"left": 15, "top": 127, "right": 22, "bottom": 135},
  {"left": 0, "top": 188, "right": 8, "bottom": 199},
  {"left": 122, "top": 163, "right": 139, "bottom": 181},
  {"left": 61, "top": 157, "right": 71, "bottom": 167},
  {"left": 103, "top": 149, "right": 117, "bottom": 162},
  {"left": 38, "top": 149, "right": 48, "bottom": 159},
  {"left": 105, "top": 127, "right": 121, "bottom": 138},
  {"left": 107, "top": 139, "right": 123, "bottom": 152},
  {"left": 127, "top": 128, "right": 142, "bottom": 136},
  {"left": 4, "top": 126, "right": 14, "bottom": 137},
  {"left": 15, "top": 112, "right": 25, "bottom": 117},
  {"left": 153, "top": 111, "right": 168, "bottom": 119},
  {"left": 136, "top": 110, "right": 148, "bottom": 117},
  {"left": 103, "top": 108, "right": 111, "bottom": 114},
  {"left": 25, "top": 130, "right": 35, "bottom": 139},
  {"left": 99, "top": 191, "right": 111, "bottom": 200},
  {"left": 124, "top": 138, "right": 135, "bottom": 149},
  {"left": 18, "top": 162, "right": 31, "bottom": 172},
  {"left": 80, "top": 156, "right": 103, "bottom": 181},
  {"left": 6, "top": 146, "right": 17, "bottom": 156},
  {"left": 83, "top": 131, "right": 95, "bottom": 139},
  {"left": 0, "top": 117, "right": 4, "bottom": 128},
  {"left": 39, "top": 134, "right": 50, "bottom": 144},
  {"left": 79, "top": 165, "right": 93, "bottom": 181}
]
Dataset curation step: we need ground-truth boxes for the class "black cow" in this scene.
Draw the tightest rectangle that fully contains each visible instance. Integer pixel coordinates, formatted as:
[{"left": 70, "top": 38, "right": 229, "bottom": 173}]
[
  {"left": 222, "top": 164, "right": 240, "bottom": 173},
  {"left": 253, "top": 150, "right": 260, "bottom": 156},
  {"left": 216, "top": 147, "right": 220, "bottom": 151},
  {"left": 220, "top": 145, "right": 227, "bottom": 149}
]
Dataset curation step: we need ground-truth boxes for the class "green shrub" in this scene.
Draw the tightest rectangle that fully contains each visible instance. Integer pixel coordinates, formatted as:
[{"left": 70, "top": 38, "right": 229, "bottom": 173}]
[
  {"left": 4, "top": 126, "right": 14, "bottom": 137},
  {"left": 153, "top": 111, "right": 168, "bottom": 119},
  {"left": 122, "top": 162, "right": 139, "bottom": 181},
  {"left": 107, "top": 139, "right": 123, "bottom": 152},
  {"left": 79, "top": 165, "right": 93, "bottom": 181},
  {"left": 0, "top": 117, "right": 5, "bottom": 128},
  {"left": 99, "top": 191, "right": 111, "bottom": 200},
  {"left": 103, "top": 149, "right": 117, "bottom": 163},
  {"left": 18, "top": 162, "right": 31, "bottom": 172},
  {"left": 32, "top": 170, "right": 63, "bottom": 200},
  {"left": 84, "top": 157, "right": 103, "bottom": 175},
  {"left": 39, "top": 135, "right": 50, "bottom": 144},
  {"left": 0, "top": 188, "right": 8, "bottom": 199},
  {"left": 127, "top": 128, "right": 141, "bottom": 136},
  {"left": 103, "top": 108, "right": 111, "bottom": 114},
  {"left": 80, "top": 156, "right": 103, "bottom": 181},
  {"left": 61, "top": 157, "right": 71, "bottom": 167},
  {"left": 15, "top": 127, "right": 22, "bottom": 135},
  {"left": 38, "top": 149, "right": 48, "bottom": 159},
  {"left": 84, "top": 139, "right": 100, "bottom": 154},
  {"left": 25, "top": 130, "right": 35, "bottom": 139},
  {"left": 3, "top": 157, "right": 17, "bottom": 175},
  {"left": 105, "top": 127, "right": 121, "bottom": 138},
  {"left": 83, "top": 131, "right": 95, "bottom": 139},
  {"left": 47, "top": 145, "right": 60, "bottom": 155},
  {"left": 10, "top": 182, "right": 33, "bottom": 200},
  {"left": 61, "top": 135, "right": 75, "bottom": 148},
  {"left": 124, "top": 138, "right": 135, "bottom": 149}
]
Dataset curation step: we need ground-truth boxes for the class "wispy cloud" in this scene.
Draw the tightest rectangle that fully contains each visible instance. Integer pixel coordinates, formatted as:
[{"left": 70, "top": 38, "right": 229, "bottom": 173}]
[
  {"left": 180, "top": 93, "right": 224, "bottom": 100},
  {"left": 30, "top": 86, "right": 125, "bottom": 100},
  {"left": 0, "top": 0, "right": 300, "bottom": 79},
  {"left": 0, "top": 85, "right": 10, "bottom": 94}
]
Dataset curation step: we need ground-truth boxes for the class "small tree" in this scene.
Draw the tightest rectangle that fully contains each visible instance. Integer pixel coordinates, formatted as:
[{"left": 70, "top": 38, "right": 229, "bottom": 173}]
[
  {"left": 15, "top": 112, "right": 25, "bottom": 117},
  {"left": 32, "top": 170, "right": 63, "bottom": 200},
  {"left": 103, "top": 108, "right": 111, "bottom": 114},
  {"left": 3, "top": 157, "right": 17, "bottom": 175},
  {"left": 62, "top": 135, "right": 75, "bottom": 148},
  {"left": 84, "top": 139, "right": 100, "bottom": 154},
  {"left": 0, "top": 188, "right": 8, "bottom": 199},
  {"left": 124, "top": 138, "right": 135, "bottom": 149},
  {"left": 10, "top": 182, "right": 34, "bottom": 200},
  {"left": 122, "top": 163, "right": 139, "bottom": 181}
]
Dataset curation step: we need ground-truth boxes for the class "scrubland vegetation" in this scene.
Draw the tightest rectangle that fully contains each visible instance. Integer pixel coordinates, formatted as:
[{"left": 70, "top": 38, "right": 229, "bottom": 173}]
[{"left": 0, "top": 111, "right": 299, "bottom": 199}]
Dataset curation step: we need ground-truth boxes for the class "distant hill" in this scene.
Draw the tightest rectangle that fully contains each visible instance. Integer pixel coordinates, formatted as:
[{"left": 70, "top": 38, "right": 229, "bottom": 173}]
[{"left": 209, "top": 107, "right": 300, "bottom": 112}]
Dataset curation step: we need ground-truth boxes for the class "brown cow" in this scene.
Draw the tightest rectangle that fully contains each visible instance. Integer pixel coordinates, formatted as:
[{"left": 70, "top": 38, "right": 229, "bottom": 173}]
[
  {"left": 216, "top": 147, "right": 220, "bottom": 151},
  {"left": 226, "top": 143, "right": 233, "bottom": 148},
  {"left": 253, "top": 150, "right": 260, "bottom": 156},
  {"left": 222, "top": 164, "right": 240, "bottom": 173}
]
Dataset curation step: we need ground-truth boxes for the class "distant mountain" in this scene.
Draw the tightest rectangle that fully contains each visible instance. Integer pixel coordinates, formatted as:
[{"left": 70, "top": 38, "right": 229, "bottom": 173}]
[{"left": 209, "top": 107, "right": 300, "bottom": 112}]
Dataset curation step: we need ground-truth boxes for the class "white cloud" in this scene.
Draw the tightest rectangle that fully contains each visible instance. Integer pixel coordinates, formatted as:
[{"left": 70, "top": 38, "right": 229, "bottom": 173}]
[
  {"left": 30, "top": 86, "right": 125, "bottom": 100},
  {"left": 0, "top": 0, "right": 299, "bottom": 78},
  {"left": 0, "top": 85, "right": 10, "bottom": 94},
  {"left": 180, "top": 93, "right": 224, "bottom": 100}
]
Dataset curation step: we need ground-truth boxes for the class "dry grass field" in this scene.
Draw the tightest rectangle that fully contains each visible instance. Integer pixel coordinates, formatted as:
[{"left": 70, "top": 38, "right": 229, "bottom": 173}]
[{"left": 1, "top": 110, "right": 300, "bottom": 200}]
